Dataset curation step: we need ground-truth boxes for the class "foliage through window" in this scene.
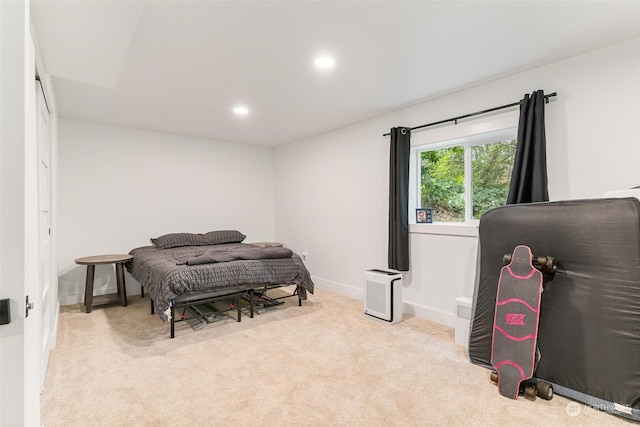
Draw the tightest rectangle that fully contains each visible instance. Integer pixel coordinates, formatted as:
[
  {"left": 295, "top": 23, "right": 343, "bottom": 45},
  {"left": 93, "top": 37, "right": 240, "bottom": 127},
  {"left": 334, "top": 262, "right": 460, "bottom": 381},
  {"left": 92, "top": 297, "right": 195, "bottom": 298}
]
[{"left": 416, "top": 129, "right": 517, "bottom": 223}]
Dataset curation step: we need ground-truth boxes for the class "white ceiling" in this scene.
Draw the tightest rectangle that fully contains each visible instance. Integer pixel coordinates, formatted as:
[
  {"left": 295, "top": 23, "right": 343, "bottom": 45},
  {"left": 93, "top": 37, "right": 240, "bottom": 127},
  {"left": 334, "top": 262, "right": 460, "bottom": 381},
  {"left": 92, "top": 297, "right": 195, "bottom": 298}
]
[{"left": 31, "top": 1, "right": 640, "bottom": 147}]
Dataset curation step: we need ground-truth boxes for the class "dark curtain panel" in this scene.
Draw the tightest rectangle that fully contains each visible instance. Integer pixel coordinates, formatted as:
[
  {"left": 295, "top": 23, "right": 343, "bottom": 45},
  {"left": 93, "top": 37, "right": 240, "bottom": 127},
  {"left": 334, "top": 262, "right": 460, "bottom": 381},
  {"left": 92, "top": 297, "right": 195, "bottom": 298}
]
[
  {"left": 388, "top": 127, "right": 411, "bottom": 271},
  {"left": 507, "top": 90, "right": 549, "bottom": 204}
]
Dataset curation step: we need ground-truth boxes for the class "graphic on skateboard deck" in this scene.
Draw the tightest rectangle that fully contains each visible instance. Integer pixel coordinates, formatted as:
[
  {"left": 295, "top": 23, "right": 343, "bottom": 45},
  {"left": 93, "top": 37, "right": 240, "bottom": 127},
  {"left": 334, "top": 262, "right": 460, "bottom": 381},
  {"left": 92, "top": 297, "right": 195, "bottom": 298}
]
[{"left": 491, "top": 245, "right": 544, "bottom": 400}]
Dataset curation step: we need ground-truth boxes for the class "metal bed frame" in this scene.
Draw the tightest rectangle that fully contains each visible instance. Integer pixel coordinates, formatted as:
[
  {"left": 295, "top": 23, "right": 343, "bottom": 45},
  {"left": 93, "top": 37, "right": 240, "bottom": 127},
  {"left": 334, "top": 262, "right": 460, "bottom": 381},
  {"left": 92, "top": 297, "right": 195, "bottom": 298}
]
[{"left": 149, "top": 284, "right": 302, "bottom": 338}]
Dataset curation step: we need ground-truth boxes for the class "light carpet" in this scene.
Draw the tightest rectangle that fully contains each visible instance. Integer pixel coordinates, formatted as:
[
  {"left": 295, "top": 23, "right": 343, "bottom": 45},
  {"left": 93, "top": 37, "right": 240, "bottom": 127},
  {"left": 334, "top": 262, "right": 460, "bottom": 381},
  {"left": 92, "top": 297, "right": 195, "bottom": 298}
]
[{"left": 41, "top": 288, "right": 632, "bottom": 426}]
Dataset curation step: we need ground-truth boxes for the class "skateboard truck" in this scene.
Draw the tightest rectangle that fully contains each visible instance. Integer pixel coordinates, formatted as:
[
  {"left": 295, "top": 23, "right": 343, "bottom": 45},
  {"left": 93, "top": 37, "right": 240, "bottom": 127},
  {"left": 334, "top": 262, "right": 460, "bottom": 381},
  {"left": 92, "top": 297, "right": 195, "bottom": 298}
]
[
  {"left": 503, "top": 253, "right": 557, "bottom": 284},
  {"left": 490, "top": 371, "right": 554, "bottom": 401}
]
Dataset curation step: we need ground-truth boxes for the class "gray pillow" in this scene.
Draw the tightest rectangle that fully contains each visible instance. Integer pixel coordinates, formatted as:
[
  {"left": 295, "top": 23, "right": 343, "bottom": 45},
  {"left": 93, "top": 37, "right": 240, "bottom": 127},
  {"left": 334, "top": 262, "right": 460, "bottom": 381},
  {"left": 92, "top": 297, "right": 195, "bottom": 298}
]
[
  {"left": 203, "top": 230, "right": 246, "bottom": 245},
  {"left": 151, "top": 233, "right": 207, "bottom": 249}
]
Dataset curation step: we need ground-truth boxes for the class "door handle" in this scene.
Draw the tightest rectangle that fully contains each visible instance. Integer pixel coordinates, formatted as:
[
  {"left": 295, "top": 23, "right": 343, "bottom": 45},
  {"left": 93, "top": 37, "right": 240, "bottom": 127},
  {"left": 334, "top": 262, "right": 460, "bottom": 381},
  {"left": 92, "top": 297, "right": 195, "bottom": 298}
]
[{"left": 25, "top": 295, "right": 34, "bottom": 318}]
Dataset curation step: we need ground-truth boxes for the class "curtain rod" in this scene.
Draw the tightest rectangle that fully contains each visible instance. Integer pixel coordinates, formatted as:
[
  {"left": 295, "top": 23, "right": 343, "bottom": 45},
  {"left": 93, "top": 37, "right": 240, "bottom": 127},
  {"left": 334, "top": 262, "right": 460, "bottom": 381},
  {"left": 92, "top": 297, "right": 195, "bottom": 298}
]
[{"left": 383, "top": 92, "right": 557, "bottom": 137}]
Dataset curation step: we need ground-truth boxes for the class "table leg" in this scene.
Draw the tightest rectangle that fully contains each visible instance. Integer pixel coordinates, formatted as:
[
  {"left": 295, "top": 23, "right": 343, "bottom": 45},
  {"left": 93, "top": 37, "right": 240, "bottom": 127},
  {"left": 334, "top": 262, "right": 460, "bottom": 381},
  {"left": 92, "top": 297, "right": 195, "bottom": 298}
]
[
  {"left": 85, "top": 265, "right": 95, "bottom": 313},
  {"left": 116, "top": 262, "right": 127, "bottom": 307},
  {"left": 115, "top": 266, "right": 121, "bottom": 298}
]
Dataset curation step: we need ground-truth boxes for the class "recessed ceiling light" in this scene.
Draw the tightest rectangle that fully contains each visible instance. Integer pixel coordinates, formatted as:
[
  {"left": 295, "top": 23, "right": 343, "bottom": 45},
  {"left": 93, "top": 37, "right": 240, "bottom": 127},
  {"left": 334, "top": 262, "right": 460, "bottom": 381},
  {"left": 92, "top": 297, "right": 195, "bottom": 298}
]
[
  {"left": 314, "top": 56, "right": 335, "bottom": 69},
  {"left": 233, "top": 106, "right": 249, "bottom": 116}
]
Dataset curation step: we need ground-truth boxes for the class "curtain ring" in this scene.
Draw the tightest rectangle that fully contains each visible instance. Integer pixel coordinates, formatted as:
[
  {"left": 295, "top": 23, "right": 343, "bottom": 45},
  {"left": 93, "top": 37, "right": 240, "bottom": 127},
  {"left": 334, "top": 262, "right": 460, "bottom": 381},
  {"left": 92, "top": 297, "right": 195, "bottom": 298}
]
[{"left": 401, "top": 127, "right": 407, "bottom": 135}]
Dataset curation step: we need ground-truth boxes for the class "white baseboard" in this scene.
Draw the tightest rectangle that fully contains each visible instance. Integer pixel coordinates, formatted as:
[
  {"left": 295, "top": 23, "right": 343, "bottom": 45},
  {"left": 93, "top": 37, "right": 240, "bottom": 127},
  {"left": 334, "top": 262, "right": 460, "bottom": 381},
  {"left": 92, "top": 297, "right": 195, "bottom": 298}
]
[
  {"left": 312, "top": 275, "right": 363, "bottom": 301},
  {"left": 403, "top": 301, "right": 456, "bottom": 328},
  {"left": 311, "top": 275, "right": 455, "bottom": 328}
]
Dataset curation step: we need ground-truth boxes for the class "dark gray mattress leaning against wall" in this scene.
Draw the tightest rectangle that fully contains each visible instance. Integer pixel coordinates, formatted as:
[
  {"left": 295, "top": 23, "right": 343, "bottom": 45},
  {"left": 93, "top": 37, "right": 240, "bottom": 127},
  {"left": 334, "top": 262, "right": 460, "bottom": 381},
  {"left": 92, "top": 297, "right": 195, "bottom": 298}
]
[
  {"left": 469, "top": 197, "right": 640, "bottom": 421},
  {"left": 126, "top": 242, "right": 314, "bottom": 322}
]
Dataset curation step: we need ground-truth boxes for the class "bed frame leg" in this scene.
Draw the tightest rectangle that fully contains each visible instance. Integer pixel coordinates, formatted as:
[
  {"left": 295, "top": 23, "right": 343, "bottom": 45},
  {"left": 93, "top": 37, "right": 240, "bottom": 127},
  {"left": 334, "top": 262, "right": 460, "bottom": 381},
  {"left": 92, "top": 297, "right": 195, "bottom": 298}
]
[
  {"left": 237, "top": 295, "right": 241, "bottom": 322},
  {"left": 150, "top": 299, "right": 154, "bottom": 315},
  {"left": 170, "top": 304, "right": 175, "bottom": 339},
  {"left": 249, "top": 289, "right": 254, "bottom": 318}
]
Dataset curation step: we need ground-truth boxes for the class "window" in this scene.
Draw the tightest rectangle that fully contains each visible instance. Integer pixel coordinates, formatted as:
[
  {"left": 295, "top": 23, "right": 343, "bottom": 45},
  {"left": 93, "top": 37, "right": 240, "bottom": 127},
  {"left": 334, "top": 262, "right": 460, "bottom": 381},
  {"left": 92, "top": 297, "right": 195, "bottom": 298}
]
[{"left": 412, "top": 128, "right": 517, "bottom": 223}]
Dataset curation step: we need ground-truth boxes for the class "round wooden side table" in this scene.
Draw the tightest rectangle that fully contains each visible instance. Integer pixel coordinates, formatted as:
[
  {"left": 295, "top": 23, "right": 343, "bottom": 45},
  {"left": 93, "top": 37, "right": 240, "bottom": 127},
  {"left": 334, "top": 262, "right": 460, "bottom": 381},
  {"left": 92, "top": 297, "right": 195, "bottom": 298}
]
[{"left": 75, "top": 254, "right": 133, "bottom": 313}]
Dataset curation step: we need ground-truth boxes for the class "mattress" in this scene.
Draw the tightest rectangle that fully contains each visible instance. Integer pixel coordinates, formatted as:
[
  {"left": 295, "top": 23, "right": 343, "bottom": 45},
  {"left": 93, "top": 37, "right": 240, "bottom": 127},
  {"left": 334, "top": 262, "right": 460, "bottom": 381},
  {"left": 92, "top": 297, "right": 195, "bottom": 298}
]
[{"left": 469, "top": 197, "right": 640, "bottom": 420}]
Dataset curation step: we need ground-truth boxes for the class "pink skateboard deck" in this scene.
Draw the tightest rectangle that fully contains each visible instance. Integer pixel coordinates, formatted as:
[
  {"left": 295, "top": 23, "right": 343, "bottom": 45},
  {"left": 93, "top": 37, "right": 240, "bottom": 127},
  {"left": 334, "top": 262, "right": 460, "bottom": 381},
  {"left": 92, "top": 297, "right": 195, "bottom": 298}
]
[{"left": 491, "top": 245, "right": 543, "bottom": 399}]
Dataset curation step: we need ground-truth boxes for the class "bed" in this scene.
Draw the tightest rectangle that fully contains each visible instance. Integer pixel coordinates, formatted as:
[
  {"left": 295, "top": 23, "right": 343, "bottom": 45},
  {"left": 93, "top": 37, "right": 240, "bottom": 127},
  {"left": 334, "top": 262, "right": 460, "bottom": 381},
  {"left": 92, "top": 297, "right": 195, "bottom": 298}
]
[{"left": 126, "top": 230, "right": 314, "bottom": 325}]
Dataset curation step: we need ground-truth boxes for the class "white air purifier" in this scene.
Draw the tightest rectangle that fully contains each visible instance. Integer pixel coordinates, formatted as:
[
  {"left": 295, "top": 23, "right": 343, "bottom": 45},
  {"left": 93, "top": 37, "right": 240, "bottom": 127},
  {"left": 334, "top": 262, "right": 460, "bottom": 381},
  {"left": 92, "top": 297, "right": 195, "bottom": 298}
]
[{"left": 364, "top": 269, "right": 403, "bottom": 324}]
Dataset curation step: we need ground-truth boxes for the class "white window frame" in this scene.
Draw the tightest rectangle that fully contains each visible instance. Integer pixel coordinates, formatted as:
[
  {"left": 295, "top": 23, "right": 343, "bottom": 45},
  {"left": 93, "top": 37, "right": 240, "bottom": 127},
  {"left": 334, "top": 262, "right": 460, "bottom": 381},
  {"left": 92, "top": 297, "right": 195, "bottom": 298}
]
[{"left": 409, "top": 127, "right": 517, "bottom": 228}]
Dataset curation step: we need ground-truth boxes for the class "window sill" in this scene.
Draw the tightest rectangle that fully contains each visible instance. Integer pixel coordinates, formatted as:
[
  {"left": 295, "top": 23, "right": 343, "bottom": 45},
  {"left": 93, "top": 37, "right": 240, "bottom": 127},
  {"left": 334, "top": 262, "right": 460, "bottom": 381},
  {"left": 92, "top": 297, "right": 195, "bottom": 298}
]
[{"left": 410, "top": 222, "right": 479, "bottom": 238}]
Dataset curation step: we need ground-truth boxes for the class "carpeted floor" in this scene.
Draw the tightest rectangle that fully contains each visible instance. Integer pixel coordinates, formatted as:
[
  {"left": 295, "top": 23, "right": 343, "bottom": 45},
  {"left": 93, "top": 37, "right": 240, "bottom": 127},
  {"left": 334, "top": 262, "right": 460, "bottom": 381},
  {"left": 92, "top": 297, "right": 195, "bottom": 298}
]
[{"left": 41, "top": 288, "right": 632, "bottom": 426}]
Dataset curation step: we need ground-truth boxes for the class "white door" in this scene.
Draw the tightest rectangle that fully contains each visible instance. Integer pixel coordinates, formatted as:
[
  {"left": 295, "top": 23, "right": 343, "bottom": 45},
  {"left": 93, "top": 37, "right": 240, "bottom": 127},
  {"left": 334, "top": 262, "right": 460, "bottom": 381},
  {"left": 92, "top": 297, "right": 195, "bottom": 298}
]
[
  {"left": 36, "top": 80, "right": 53, "bottom": 391},
  {"left": 0, "top": 2, "right": 41, "bottom": 423}
]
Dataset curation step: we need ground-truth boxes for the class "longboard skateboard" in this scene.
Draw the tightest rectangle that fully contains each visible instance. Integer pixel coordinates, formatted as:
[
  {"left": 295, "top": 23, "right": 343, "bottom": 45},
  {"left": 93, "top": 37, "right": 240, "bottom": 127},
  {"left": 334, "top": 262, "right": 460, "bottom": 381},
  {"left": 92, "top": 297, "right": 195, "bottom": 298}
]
[{"left": 491, "top": 245, "right": 549, "bottom": 400}]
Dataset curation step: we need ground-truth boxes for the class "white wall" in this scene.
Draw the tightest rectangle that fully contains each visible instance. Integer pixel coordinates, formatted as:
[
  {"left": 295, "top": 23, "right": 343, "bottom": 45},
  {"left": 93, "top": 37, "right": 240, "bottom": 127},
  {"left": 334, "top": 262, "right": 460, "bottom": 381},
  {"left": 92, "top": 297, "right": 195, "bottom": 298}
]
[
  {"left": 274, "top": 37, "right": 640, "bottom": 327},
  {"left": 58, "top": 119, "right": 276, "bottom": 304}
]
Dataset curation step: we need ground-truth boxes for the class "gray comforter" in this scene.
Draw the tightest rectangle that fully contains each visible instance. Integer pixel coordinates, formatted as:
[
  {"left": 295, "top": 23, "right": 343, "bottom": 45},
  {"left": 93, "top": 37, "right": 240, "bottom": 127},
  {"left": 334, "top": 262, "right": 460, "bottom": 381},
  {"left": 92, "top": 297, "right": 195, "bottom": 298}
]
[
  {"left": 126, "top": 243, "right": 314, "bottom": 321},
  {"left": 178, "top": 246, "right": 293, "bottom": 265}
]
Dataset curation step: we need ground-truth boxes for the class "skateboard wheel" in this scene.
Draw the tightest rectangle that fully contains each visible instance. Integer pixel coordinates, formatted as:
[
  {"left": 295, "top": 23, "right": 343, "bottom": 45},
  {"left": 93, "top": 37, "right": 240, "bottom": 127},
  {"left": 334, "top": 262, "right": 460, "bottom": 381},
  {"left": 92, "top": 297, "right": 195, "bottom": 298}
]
[
  {"left": 524, "top": 385, "right": 537, "bottom": 400},
  {"left": 502, "top": 254, "right": 511, "bottom": 265},
  {"left": 490, "top": 371, "right": 498, "bottom": 383},
  {"left": 536, "top": 381, "right": 554, "bottom": 400},
  {"left": 537, "top": 256, "right": 557, "bottom": 274}
]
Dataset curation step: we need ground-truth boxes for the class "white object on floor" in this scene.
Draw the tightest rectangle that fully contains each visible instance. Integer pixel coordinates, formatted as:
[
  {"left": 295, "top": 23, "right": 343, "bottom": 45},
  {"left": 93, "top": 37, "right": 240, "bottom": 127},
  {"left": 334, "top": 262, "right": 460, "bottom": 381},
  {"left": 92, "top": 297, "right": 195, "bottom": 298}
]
[
  {"left": 364, "top": 269, "right": 403, "bottom": 324},
  {"left": 455, "top": 296, "right": 472, "bottom": 347}
]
